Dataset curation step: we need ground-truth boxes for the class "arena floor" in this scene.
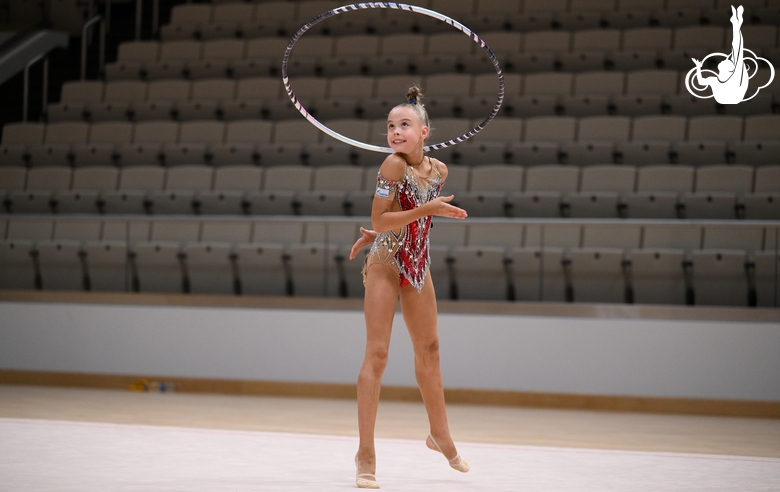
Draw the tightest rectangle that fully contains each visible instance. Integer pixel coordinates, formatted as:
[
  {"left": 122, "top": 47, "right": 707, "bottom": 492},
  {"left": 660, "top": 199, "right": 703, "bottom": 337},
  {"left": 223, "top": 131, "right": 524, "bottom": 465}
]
[{"left": 1, "top": 385, "right": 779, "bottom": 490}]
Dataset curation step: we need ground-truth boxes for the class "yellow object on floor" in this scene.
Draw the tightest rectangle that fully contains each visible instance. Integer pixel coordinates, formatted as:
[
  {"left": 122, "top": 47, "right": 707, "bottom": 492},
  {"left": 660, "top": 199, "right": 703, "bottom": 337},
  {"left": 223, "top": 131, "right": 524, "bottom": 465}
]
[{"left": 126, "top": 379, "right": 151, "bottom": 392}]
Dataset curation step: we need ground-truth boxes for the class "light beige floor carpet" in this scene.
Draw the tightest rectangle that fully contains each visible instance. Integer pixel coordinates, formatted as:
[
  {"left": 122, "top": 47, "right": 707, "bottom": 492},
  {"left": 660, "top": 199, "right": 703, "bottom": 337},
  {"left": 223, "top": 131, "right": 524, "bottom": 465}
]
[{"left": 1, "top": 417, "right": 779, "bottom": 491}]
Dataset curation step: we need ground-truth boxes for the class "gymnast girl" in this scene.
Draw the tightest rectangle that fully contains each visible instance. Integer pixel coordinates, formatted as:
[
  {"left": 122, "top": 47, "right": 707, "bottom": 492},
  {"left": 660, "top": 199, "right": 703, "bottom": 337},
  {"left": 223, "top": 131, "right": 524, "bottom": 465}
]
[{"left": 348, "top": 86, "right": 469, "bottom": 489}]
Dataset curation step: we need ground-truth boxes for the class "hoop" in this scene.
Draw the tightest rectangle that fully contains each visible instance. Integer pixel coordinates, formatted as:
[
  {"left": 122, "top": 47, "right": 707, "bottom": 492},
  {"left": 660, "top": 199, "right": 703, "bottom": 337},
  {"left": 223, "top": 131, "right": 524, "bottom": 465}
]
[{"left": 282, "top": 3, "right": 505, "bottom": 153}]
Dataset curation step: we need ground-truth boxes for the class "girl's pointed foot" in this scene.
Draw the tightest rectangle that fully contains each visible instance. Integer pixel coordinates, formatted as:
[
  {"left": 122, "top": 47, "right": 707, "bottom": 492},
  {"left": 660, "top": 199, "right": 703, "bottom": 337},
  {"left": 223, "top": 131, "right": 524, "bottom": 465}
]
[
  {"left": 426, "top": 435, "right": 470, "bottom": 473},
  {"left": 355, "top": 455, "right": 380, "bottom": 489}
]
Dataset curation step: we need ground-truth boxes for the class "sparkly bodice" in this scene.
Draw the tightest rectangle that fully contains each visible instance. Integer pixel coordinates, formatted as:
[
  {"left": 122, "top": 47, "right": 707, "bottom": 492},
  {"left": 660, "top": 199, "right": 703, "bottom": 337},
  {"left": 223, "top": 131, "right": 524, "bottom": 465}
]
[{"left": 370, "top": 160, "right": 443, "bottom": 293}]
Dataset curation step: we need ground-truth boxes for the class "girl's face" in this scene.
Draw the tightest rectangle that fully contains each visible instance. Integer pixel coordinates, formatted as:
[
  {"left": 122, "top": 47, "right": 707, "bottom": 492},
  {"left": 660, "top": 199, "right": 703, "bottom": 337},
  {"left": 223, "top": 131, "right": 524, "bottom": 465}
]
[{"left": 387, "top": 106, "right": 429, "bottom": 154}]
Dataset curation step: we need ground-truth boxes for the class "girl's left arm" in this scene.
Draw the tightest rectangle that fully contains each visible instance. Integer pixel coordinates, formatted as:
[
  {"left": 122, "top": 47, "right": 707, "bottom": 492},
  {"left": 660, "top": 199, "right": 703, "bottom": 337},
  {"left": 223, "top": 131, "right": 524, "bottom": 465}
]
[{"left": 350, "top": 160, "right": 452, "bottom": 260}]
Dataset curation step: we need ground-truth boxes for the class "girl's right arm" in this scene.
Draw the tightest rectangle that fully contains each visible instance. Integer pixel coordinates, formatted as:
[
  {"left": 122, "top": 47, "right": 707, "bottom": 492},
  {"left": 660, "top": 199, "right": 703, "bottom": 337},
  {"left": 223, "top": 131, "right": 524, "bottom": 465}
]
[{"left": 349, "top": 227, "right": 377, "bottom": 260}]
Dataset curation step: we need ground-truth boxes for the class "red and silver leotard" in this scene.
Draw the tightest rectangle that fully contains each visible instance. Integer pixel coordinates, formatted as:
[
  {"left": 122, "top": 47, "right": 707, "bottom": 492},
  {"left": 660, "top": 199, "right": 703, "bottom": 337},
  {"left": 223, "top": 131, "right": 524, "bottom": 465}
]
[{"left": 361, "top": 159, "right": 443, "bottom": 293}]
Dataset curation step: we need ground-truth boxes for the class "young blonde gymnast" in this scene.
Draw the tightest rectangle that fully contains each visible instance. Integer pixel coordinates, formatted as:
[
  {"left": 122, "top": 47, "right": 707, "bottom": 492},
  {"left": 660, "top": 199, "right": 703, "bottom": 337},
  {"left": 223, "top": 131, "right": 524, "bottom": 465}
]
[{"left": 348, "top": 86, "right": 469, "bottom": 489}]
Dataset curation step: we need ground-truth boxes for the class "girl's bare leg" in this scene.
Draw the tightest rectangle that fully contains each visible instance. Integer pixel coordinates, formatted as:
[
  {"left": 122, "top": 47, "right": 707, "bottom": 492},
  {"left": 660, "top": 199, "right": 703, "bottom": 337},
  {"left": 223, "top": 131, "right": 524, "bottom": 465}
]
[
  {"left": 399, "top": 272, "right": 460, "bottom": 460},
  {"left": 356, "top": 265, "right": 400, "bottom": 478}
]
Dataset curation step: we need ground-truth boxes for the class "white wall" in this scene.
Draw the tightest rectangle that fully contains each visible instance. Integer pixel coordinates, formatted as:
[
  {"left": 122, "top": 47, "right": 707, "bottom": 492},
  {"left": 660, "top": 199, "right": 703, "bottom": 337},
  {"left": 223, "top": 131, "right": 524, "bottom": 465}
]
[{"left": 1, "top": 301, "right": 779, "bottom": 401}]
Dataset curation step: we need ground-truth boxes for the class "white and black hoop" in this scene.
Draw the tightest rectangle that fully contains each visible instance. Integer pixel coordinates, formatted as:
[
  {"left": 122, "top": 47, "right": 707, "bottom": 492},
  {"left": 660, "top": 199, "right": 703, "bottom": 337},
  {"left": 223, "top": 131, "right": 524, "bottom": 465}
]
[{"left": 282, "top": 2, "right": 505, "bottom": 153}]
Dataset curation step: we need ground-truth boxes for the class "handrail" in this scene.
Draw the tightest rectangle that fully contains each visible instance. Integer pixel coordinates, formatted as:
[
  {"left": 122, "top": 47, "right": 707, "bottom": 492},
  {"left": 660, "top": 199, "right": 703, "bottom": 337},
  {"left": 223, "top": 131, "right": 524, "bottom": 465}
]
[
  {"left": 0, "top": 22, "right": 47, "bottom": 54},
  {"left": 23, "top": 53, "right": 48, "bottom": 123},
  {"left": 0, "top": 27, "right": 67, "bottom": 87},
  {"left": 81, "top": 15, "right": 105, "bottom": 80}
]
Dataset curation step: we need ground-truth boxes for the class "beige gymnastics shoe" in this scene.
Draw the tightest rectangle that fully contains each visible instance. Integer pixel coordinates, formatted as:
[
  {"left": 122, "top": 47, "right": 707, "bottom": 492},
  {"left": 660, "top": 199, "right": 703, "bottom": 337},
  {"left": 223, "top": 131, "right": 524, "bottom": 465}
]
[
  {"left": 427, "top": 434, "right": 470, "bottom": 473},
  {"left": 355, "top": 455, "right": 380, "bottom": 489}
]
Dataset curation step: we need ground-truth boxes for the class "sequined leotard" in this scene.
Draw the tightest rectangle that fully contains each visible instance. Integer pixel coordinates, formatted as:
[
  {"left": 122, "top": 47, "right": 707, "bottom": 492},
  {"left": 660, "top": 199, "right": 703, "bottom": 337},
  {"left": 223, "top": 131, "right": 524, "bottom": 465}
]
[{"left": 361, "top": 158, "right": 443, "bottom": 293}]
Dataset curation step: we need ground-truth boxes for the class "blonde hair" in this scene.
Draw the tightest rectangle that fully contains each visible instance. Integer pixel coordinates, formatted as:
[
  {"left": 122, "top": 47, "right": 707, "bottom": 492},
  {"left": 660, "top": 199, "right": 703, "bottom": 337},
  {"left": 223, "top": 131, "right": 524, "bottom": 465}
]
[{"left": 391, "top": 86, "right": 431, "bottom": 142}]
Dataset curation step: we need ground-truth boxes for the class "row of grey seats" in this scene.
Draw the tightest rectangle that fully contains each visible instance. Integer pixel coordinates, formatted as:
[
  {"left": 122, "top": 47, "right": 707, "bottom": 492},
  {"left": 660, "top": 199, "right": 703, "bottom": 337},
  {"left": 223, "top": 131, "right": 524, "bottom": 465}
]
[
  {"left": 121, "top": 27, "right": 780, "bottom": 61},
  {"left": 106, "top": 47, "right": 780, "bottom": 80},
  {"left": 192, "top": 0, "right": 774, "bottom": 18},
  {"left": 3, "top": 117, "right": 778, "bottom": 168},
  {"left": 60, "top": 71, "right": 754, "bottom": 106},
  {"left": 1, "top": 216, "right": 776, "bottom": 306},
  {"left": 2, "top": 164, "right": 778, "bottom": 219},
  {"left": 45, "top": 73, "right": 780, "bottom": 123},
  {"left": 44, "top": 93, "right": 780, "bottom": 127},
  {"left": 159, "top": 0, "right": 779, "bottom": 41},
  {"left": 45, "top": 86, "right": 779, "bottom": 123},
  {"left": 106, "top": 30, "right": 780, "bottom": 80},
  {"left": 3, "top": 217, "right": 772, "bottom": 253}
]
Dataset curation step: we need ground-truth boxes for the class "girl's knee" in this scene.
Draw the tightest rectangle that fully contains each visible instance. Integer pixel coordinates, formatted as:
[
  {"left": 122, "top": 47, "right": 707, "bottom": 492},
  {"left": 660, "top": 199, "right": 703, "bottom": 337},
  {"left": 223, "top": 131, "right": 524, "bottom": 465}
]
[
  {"left": 415, "top": 338, "right": 440, "bottom": 365},
  {"left": 424, "top": 338, "right": 439, "bottom": 356},
  {"left": 365, "top": 343, "right": 390, "bottom": 369}
]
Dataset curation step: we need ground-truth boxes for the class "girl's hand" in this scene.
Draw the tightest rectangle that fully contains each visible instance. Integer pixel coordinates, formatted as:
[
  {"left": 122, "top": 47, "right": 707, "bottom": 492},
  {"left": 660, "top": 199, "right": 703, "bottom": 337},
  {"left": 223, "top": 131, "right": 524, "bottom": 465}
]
[
  {"left": 349, "top": 227, "right": 377, "bottom": 259},
  {"left": 691, "top": 58, "right": 702, "bottom": 67},
  {"left": 424, "top": 195, "right": 468, "bottom": 219}
]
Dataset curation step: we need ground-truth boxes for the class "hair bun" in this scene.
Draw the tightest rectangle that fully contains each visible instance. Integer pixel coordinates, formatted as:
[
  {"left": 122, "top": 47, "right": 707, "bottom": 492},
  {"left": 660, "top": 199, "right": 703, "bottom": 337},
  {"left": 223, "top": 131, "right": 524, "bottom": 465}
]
[{"left": 406, "top": 86, "right": 423, "bottom": 104}]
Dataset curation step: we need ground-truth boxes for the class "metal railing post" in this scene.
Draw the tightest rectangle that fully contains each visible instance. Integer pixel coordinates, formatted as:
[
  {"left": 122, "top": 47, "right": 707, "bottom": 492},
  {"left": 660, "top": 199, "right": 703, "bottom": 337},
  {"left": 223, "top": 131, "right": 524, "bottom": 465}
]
[
  {"left": 153, "top": 0, "right": 160, "bottom": 36},
  {"left": 23, "top": 54, "right": 46, "bottom": 123},
  {"left": 81, "top": 15, "right": 105, "bottom": 80},
  {"left": 99, "top": 19, "right": 106, "bottom": 75},
  {"left": 86, "top": 0, "right": 96, "bottom": 45},
  {"left": 136, "top": 0, "right": 143, "bottom": 40},
  {"left": 42, "top": 57, "right": 49, "bottom": 117},
  {"left": 105, "top": 0, "right": 112, "bottom": 33}
]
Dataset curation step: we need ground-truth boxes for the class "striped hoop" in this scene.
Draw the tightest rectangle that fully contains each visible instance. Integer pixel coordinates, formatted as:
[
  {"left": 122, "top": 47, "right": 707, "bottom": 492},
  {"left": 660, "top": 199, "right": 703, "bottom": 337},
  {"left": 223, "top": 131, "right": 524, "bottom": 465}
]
[{"left": 282, "top": 2, "right": 505, "bottom": 153}]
